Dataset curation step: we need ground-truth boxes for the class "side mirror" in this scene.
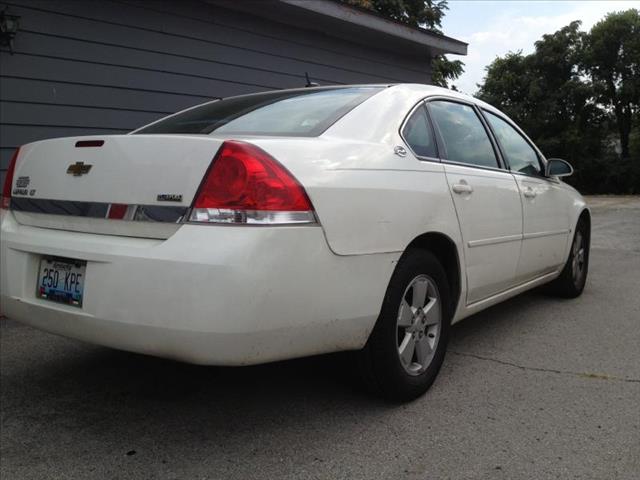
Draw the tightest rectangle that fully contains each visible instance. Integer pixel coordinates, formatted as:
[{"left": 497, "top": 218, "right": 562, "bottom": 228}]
[{"left": 546, "top": 158, "right": 574, "bottom": 178}]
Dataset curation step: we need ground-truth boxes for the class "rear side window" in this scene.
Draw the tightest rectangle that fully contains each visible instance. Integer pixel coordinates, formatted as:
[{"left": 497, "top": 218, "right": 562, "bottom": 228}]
[
  {"left": 134, "top": 87, "right": 383, "bottom": 137},
  {"left": 484, "top": 112, "right": 542, "bottom": 176},
  {"left": 402, "top": 104, "right": 437, "bottom": 158},
  {"left": 428, "top": 101, "right": 499, "bottom": 169}
]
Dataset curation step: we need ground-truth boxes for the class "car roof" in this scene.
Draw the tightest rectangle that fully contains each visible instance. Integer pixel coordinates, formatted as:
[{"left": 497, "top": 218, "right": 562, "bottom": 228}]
[
  {"left": 385, "top": 84, "right": 502, "bottom": 114},
  {"left": 259, "top": 83, "right": 502, "bottom": 116}
]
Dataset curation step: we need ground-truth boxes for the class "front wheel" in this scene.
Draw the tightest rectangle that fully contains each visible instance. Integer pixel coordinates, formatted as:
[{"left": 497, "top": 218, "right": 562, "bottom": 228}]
[
  {"left": 546, "top": 217, "right": 590, "bottom": 298},
  {"left": 358, "top": 249, "right": 451, "bottom": 402}
]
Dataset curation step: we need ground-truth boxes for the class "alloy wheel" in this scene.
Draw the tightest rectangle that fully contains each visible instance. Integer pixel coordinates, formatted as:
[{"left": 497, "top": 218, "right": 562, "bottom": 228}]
[
  {"left": 572, "top": 230, "right": 586, "bottom": 286},
  {"left": 396, "top": 275, "right": 442, "bottom": 376}
]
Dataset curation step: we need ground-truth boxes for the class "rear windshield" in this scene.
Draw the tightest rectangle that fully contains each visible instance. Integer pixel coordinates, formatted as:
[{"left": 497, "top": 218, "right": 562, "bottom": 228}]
[{"left": 134, "top": 87, "right": 383, "bottom": 137}]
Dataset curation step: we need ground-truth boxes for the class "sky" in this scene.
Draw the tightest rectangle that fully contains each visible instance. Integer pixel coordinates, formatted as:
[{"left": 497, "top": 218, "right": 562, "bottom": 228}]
[{"left": 441, "top": 0, "right": 640, "bottom": 94}]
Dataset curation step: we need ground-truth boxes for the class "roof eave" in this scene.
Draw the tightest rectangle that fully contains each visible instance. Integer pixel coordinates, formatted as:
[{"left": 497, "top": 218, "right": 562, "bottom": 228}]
[
  {"left": 280, "top": 0, "right": 467, "bottom": 56},
  {"left": 205, "top": 0, "right": 467, "bottom": 57}
]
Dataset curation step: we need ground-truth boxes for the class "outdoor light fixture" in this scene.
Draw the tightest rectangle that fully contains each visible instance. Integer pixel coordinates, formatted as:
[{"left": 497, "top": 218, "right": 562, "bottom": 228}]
[{"left": 0, "top": 8, "right": 20, "bottom": 54}]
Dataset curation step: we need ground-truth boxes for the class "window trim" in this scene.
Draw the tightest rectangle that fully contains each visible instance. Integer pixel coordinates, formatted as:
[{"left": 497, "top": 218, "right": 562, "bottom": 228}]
[
  {"left": 423, "top": 96, "right": 508, "bottom": 173},
  {"left": 479, "top": 108, "right": 549, "bottom": 180},
  {"left": 398, "top": 100, "right": 441, "bottom": 163},
  {"left": 398, "top": 95, "right": 558, "bottom": 182}
]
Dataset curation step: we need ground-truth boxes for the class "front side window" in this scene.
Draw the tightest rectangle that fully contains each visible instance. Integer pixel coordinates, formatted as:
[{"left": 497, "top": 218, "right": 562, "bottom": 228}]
[
  {"left": 485, "top": 112, "right": 542, "bottom": 176},
  {"left": 428, "top": 101, "right": 499, "bottom": 169},
  {"left": 134, "top": 87, "right": 382, "bottom": 137},
  {"left": 402, "top": 104, "right": 437, "bottom": 158}
]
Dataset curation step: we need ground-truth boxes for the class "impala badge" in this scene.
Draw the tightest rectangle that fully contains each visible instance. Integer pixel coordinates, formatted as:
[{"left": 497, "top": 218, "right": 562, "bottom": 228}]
[
  {"left": 16, "top": 176, "right": 30, "bottom": 188},
  {"left": 394, "top": 146, "right": 407, "bottom": 157},
  {"left": 157, "top": 194, "right": 183, "bottom": 202},
  {"left": 66, "top": 162, "right": 92, "bottom": 176}
]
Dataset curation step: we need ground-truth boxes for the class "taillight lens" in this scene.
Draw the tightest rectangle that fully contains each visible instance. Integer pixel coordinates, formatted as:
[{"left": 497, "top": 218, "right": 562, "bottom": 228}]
[
  {"left": 190, "top": 141, "right": 315, "bottom": 224},
  {"left": 1, "top": 148, "right": 20, "bottom": 210}
]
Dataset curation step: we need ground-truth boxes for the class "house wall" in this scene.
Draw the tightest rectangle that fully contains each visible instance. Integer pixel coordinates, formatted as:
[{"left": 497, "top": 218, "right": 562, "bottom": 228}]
[{"left": 0, "top": 0, "right": 433, "bottom": 183}]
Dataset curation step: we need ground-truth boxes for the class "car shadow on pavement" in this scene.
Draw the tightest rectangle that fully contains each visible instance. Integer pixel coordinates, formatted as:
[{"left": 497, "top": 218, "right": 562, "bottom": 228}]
[
  {"left": 0, "top": 288, "right": 587, "bottom": 476},
  {"left": 3, "top": 287, "right": 564, "bottom": 410}
]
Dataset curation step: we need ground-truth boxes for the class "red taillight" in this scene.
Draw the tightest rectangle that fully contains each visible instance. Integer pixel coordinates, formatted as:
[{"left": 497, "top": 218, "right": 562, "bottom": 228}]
[
  {"left": 190, "top": 141, "right": 315, "bottom": 224},
  {"left": 1, "top": 148, "right": 20, "bottom": 210}
]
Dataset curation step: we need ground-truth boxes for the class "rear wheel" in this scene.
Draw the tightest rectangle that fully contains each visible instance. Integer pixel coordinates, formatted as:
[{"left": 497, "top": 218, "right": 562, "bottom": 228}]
[
  {"left": 358, "top": 249, "right": 451, "bottom": 402},
  {"left": 546, "top": 217, "right": 590, "bottom": 298}
]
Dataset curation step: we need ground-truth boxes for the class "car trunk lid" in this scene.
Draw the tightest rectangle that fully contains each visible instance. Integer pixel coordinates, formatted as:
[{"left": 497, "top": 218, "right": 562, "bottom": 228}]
[{"left": 9, "top": 135, "right": 224, "bottom": 238}]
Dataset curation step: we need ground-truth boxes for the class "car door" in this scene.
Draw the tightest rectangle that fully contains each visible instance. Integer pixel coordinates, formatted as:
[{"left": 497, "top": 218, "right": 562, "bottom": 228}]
[
  {"left": 482, "top": 110, "right": 571, "bottom": 283},
  {"left": 427, "top": 99, "right": 523, "bottom": 304}
]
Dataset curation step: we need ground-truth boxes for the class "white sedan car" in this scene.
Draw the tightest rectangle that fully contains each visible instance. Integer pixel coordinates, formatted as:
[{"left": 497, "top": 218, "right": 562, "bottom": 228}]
[{"left": 0, "top": 84, "right": 590, "bottom": 400}]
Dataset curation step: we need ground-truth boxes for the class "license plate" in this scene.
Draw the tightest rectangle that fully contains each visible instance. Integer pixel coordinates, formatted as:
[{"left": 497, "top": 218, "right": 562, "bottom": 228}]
[{"left": 37, "top": 257, "right": 86, "bottom": 307}]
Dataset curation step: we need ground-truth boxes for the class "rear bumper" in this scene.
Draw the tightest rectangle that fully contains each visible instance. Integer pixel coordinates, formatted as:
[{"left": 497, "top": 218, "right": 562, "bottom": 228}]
[{"left": 0, "top": 211, "right": 398, "bottom": 365}]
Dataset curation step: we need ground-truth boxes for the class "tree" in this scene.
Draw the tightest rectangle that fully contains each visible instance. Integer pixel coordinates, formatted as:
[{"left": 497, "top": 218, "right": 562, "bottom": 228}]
[
  {"left": 476, "top": 22, "right": 622, "bottom": 192},
  {"left": 477, "top": 14, "right": 640, "bottom": 193},
  {"left": 475, "top": 51, "right": 533, "bottom": 124},
  {"left": 431, "top": 55, "right": 464, "bottom": 88},
  {"left": 340, "top": 0, "right": 464, "bottom": 88},
  {"left": 478, "top": 22, "right": 603, "bottom": 161},
  {"left": 582, "top": 9, "right": 640, "bottom": 159}
]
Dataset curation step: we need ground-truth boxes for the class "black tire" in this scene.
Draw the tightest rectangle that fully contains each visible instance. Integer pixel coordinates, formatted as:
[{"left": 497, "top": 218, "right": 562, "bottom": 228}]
[
  {"left": 546, "top": 217, "right": 590, "bottom": 298},
  {"left": 357, "top": 249, "right": 452, "bottom": 402}
]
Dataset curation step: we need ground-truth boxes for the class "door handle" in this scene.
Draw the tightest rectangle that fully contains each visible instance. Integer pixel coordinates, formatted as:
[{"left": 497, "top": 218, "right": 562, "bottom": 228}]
[
  {"left": 452, "top": 183, "right": 473, "bottom": 194},
  {"left": 523, "top": 187, "right": 537, "bottom": 198}
]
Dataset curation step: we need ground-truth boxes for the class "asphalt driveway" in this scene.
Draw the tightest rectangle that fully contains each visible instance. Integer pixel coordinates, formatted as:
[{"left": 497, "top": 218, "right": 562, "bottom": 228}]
[{"left": 1, "top": 196, "right": 639, "bottom": 480}]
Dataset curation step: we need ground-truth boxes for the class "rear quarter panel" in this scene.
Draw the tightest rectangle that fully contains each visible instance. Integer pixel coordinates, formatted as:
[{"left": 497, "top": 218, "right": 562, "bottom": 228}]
[
  {"left": 245, "top": 138, "right": 462, "bottom": 258},
  {"left": 227, "top": 86, "right": 466, "bottom": 319}
]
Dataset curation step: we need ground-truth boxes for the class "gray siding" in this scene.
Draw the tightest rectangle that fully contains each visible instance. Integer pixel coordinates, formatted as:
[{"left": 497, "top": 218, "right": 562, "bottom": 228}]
[{"left": 0, "top": 0, "right": 433, "bottom": 182}]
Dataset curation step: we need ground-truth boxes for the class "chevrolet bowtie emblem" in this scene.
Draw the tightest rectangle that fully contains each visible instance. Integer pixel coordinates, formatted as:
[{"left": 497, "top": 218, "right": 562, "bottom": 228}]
[{"left": 66, "top": 161, "right": 92, "bottom": 176}]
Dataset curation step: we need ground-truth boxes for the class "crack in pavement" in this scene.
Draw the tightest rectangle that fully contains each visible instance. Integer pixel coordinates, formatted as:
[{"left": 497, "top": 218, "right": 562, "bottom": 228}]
[{"left": 450, "top": 350, "right": 640, "bottom": 384}]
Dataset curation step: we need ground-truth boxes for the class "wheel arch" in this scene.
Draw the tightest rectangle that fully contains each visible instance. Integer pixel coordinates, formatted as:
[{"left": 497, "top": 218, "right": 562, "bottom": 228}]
[
  {"left": 578, "top": 208, "right": 591, "bottom": 238},
  {"left": 563, "top": 207, "right": 591, "bottom": 266},
  {"left": 403, "top": 232, "right": 462, "bottom": 317}
]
